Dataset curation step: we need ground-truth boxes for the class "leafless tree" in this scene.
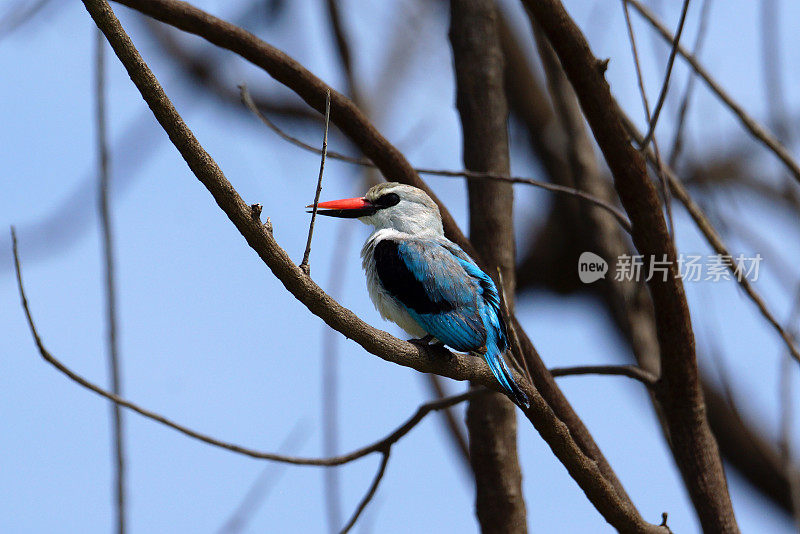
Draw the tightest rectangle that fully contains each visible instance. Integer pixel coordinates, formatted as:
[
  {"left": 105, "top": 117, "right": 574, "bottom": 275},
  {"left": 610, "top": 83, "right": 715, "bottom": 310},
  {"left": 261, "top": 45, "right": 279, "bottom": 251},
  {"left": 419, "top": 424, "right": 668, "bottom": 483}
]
[{"left": 7, "top": 0, "right": 800, "bottom": 532}]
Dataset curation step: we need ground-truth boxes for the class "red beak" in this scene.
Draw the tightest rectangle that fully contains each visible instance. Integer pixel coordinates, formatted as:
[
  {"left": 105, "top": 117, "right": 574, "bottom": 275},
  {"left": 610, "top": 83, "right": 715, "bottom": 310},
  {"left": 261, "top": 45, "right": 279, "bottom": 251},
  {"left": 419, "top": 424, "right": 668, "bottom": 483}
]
[{"left": 306, "top": 197, "right": 377, "bottom": 218}]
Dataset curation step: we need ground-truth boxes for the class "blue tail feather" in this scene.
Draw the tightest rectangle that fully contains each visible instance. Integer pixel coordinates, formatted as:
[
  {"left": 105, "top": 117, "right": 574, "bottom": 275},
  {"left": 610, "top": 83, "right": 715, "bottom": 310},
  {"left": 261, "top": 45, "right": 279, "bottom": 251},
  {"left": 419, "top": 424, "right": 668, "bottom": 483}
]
[{"left": 483, "top": 345, "right": 530, "bottom": 409}]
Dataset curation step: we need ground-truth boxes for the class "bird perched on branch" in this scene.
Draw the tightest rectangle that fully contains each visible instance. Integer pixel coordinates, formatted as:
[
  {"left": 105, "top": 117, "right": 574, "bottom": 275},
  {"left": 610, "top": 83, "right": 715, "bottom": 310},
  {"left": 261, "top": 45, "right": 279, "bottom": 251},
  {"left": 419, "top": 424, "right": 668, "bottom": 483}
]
[{"left": 310, "top": 182, "right": 530, "bottom": 408}]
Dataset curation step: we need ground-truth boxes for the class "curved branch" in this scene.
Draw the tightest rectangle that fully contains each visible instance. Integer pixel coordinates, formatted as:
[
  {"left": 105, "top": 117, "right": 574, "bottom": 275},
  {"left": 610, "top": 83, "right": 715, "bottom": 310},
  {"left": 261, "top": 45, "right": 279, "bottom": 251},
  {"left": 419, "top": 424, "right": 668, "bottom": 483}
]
[
  {"left": 109, "top": 6, "right": 642, "bottom": 520},
  {"left": 340, "top": 452, "right": 389, "bottom": 534},
  {"left": 551, "top": 365, "right": 657, "bottom": 389},
  {"left": 112, "top": 0, "right": 476, "bottom": 258},
  {"left": 75, "top": 2, "right": 669, "bottom": 530},
  {"left": 11, "top": 243, "right": 482, "bottom": 467},
  {"left": 522, "top": 0, "right": 738, "bottom": 531}
]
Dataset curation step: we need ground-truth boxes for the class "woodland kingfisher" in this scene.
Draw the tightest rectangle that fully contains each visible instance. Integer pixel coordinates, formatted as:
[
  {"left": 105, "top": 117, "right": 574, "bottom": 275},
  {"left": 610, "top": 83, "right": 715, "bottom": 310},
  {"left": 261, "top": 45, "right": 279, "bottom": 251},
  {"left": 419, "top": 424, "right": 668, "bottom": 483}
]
[{"left": 310, "top": 182, "right": 530, "bottom": 408}]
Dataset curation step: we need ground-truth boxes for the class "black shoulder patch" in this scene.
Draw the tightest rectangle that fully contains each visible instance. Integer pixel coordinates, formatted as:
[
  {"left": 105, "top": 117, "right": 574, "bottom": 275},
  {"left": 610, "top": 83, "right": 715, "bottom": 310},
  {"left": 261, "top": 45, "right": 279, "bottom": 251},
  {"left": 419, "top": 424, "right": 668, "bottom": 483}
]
[{"left": 373, "top": 240, "right": 453, "bottom": 314}]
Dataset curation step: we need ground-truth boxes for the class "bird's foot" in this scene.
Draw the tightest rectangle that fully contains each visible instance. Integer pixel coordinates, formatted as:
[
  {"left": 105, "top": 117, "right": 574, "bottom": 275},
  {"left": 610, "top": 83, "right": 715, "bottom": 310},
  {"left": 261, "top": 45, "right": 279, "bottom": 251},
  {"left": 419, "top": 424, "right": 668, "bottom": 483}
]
[
  {"left": 430, "top": 342, "right": 454, "bottom": 362},
  {"left": 408, "top": 334, "right": 435, "bottom": 346},
  {"left": 408, "top": 336, "right": 453, "bottom": 361}
]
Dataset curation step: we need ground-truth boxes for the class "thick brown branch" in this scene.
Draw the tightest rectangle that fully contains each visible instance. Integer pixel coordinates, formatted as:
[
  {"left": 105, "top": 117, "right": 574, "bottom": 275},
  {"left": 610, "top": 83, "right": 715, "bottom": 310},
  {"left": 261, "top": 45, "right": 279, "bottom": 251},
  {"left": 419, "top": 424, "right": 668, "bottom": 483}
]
[
  {"left": 449, "top": 2, "right": 527, "bottom": 531},
  {"left": 522, "top": 0, "right": 738, "bottom": 531},
  {"left": 107, "top": 10, "right": 641, "bottom": 521},
  {"left": 79, "top": 1, "right": 665, "bottom": 529},
  {"left": 112, "top": 0, "right": 476, "bottom": 257}
]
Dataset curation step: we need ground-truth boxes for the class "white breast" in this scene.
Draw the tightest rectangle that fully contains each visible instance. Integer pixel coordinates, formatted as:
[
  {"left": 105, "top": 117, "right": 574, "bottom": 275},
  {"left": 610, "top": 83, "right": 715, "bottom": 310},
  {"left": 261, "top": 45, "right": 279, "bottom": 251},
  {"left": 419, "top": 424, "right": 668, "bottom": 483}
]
[{"left": 361, "top": 230, "right": 428, "bottom": 338}]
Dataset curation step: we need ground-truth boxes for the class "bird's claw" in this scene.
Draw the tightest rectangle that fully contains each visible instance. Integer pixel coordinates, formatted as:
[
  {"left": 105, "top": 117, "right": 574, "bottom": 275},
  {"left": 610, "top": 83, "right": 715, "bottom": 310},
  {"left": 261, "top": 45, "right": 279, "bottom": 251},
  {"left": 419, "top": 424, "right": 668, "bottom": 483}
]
[
  {"left": 408, "top": 334, "right": 434, "bottom": 346},
  {"left": 431, "top": 343, "right": 454, "bottom": 362},
  {"left": 408, "top": 336, "right": 452, "bottom": 361}
]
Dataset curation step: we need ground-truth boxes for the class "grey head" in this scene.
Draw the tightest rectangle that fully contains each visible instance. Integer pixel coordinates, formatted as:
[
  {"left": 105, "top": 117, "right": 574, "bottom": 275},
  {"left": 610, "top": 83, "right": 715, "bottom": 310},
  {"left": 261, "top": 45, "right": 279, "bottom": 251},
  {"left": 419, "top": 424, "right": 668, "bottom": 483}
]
[{"left": 315, "top": 182, "right": 444, "bottom": 236}]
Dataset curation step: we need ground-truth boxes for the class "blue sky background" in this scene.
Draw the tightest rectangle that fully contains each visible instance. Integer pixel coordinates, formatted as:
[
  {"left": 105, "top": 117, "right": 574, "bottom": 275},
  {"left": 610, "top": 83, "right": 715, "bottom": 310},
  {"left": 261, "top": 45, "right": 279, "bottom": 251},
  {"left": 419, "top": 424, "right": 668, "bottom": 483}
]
[{"left": 2, "top": 0, "right": 800, "bottom": 532}]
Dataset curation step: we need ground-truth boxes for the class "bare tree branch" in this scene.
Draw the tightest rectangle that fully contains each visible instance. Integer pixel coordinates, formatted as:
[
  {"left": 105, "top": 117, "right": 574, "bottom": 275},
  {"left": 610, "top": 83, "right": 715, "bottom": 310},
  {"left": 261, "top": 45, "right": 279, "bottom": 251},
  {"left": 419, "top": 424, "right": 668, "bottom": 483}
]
[
  {"left": 551, "top": 365, "right": 658, "bottom": 389},
  {"left": 95, "top": 27, "right": 126, "bottom": 534},
  {"left": 74, "top": 2, "right": 667, "bottom": 530},
  {"left": 621, "top": 0, "right": 675, "bottom": 239},
  {"left": 238, "top": 85, "right": 632, "bottom": 233},
  {"left": 626, "top": 0, "right": 800, "bottom": 188},
  {"left": 300, "top": 89, "right": 331, "bottom": 275},
  {"left": 449, "top": 2, "right": 527, "bottom": 531},
  {"left": 668, "top": 0, "right": 712, "bottom": 167},
  {"left": 637, "top": 0, "right": 692, "bottom": 150},
  {"left": 340, "top": 452, "right": 389, "bottom": 534},
  {"left": 522, "top": 0, "right": 739, "bottom": 530}
]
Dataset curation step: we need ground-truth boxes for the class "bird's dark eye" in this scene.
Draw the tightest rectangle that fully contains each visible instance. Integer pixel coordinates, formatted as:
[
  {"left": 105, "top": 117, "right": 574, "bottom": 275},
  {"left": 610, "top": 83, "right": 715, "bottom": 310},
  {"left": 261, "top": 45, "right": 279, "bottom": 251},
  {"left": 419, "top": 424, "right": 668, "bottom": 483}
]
[{"left": 374, "top": 192, "right": 400, "bottom": 208}]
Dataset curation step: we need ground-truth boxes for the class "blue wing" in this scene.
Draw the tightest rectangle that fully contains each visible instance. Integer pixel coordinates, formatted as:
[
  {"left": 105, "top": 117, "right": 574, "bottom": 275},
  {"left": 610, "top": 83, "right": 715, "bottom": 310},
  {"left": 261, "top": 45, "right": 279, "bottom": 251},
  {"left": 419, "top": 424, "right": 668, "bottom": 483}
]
[
  {"left": 373, "top": 239, "right": 486, "bottom": 351},
  {"left": 373, "top": 238, "right": 530, "bottom": 408},
  {"left": 442, "top": 245, "right": 528, "bottom": 407}
]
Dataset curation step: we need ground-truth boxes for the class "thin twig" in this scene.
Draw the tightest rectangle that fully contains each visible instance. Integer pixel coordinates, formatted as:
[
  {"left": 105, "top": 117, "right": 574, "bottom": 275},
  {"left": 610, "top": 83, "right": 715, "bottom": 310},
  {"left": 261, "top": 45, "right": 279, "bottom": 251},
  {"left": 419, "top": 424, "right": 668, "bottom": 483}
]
[
  {"left": 626, "top": 0, "right": 800, "bottom": 187},
  {"left": 622, "top": 0, "right": 675, "bottom": 240},
  {"left": 300, "top": 89, "right": 331, "bottom": 275},
  {"left": 637, "top": 0, "right": 692, "bottom": 150},
  {"left": 217, "top": 423, "right": 311, "bottom": 534},
  {"left": 321, "top": 222, "right": 354, "bottom": 532},
  {"left": 9, "top": 246, "right": 481, "bottom": 467},
  {"left": 668, "top": 0, "right": 712, "bottom": 168},
  {"left": 238, "top": 85, "right": 632, "bottom": 234},
  {"left": 339, "top": 452, "right": 389, "bottom": 534},
  {"left": 95, "top": 28, "right": 126, "bottom": 534},
  {"left": 0, "top": 0, "right": 53, "bottom": 41},
  {"left": 760, "top": 0, "right": 790, "bottom": 143},
  {"left": 425, "top": 375, "right": 470, "bottom": 468},
  {"left": 779, "top": 285, "right": 800, "bottom": 530},
  {"left": 550, "top": 364, "right": 658, "bottom": 389}
]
